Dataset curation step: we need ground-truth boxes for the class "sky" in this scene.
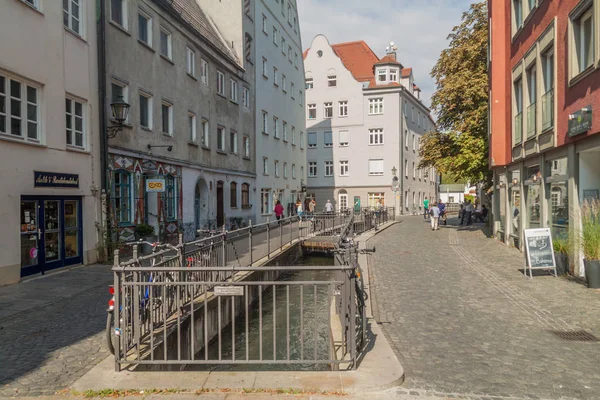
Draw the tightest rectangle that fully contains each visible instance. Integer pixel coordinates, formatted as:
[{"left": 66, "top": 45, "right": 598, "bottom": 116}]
[{"left": 297, "top": 0, "right": 474, "bottom": 110}]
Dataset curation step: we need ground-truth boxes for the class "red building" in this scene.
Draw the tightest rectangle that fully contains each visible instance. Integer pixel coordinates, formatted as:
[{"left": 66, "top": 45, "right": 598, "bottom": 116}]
[{"left": 489, "top": 0, "right": 600, "bottom": 274}]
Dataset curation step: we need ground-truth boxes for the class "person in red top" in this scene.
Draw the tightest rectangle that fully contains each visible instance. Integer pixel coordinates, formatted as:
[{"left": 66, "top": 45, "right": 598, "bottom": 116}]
[{"left": 274, "top": 200, "right": 284, "bottom": 221}]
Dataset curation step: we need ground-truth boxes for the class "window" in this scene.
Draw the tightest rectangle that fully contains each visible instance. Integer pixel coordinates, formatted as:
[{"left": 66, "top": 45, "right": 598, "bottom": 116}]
[
  {"left": 139, "top": 91, "right": 152, "bottom": 129},
  {"left": 412, "top": 134, "right": 416, "bottom": 151},
  {"left": 513, "top": 0, "right": 522, "bottom": 30},
  {"left": 324, "top": 131, "right": 333, "bottom": 147},
  {"left": 328, "top": 75, "right": 337, "bottom": 87},
  {"left": 308, "top": 132, "right": 317, "bottom": 148},
  {"left": 291, "top": 126, "right": 296, "bottom": 145},
  {"left": 160, "top": 27, "right": 172, "bottom": 59},
  {"left": 299, "top": 90, "right": 303, "bottom": 106},
  {"left": 369, "top": 98, "right": 384, "bottom": 115},
  {"left": 340, "top": 161, "right": 349, "bottom": 176},
  {"left": 308, "top": 162, "right": 317, "bottom": 177},
  {"left": 138, "top": 11, "right": 152, "bottom": 46},
  {"left": 244, "top": 0, "right": 252, "bottom": 18},
  {"left": 377, "top": 69, "right": 386, "bottom": 82},
  {"left": 281, "top": 37, "right": 286, "bottom": 54},
  {"left": 368, "top": 159, "right": 384, "bottom": 176},
  {"left": 339, "top": 130, "right": 349, "bottom": 146},
  {"left": 291, "top": 83, "right": 295, "bottom": 99},
  {"left": 230, "top": 79, "right": 238, "bottom": 102},
  {"left": 287, "top": 3, "right": 292, "bottom": 23},
  {"left": 405, "top": 129, "right": 409, "bottom": 148},
  {"left": 64, "top": 0, "right": 82, "bottom": 35},
  {"left": 0, "top": 75, "right": 39, "bottom": 141},
  {"left": 273, "top": 26, "right": 278, "bottom": 45},
  {"left": 161, "top": 101, "right": 173, "bottom": 135},
  {"left": 243, "top": 135, "right": 250, "bottom": 158},
  {"left": 217, "top": 126, "right": 225, "bottom": 151},
  {"left": 308, "top": 103, "right": 316, "bottom": 119},
  {"left": 300, "top": 131, "right": 304, "bottom": 149},
  {"left": 242, "top": 87, "right": 250, "bottom": 108},
  {"left": 292, "top": 164, "right": 296, "bottom": 179},
  {"left": 230, "top": 182, "right": 238, "bottom": 208},
  {"left": 188, "top": 113, "right": 196, "bottom": 142},
  {"left": 262, "top": 14, "right": 267, "bottom": 33},
  {"left": 324, "top": 102, "right": 333, "bottom": 118},
  {"left": 288, "top": 46, "right": 292, "bottom": 62},
  {"left": 186, "top": 47, "right": 195, "bottom": 76},
  {"left": 294, "top": 53, "right": 299, "bottom": 68},
  {"left": 526, "top": 66, "right": 536, "bottom": 138},
  {"left": 230, "top": 130, "right": 238, "bottom": 153},
  {"left": 412, "top": 107, "right": 415, "bottom": 122},
  {"left": 339, "top": 101, "right": 348, "bottom": 117},
  {"left": 65, "top": 98, "right": 85, "bottom": 148},
  {"left": 165, "top": 176, "right": 177, "bottom": 220},
  {"left": 201, "top": 119, "right": 209, "bottom": 147},
  {"left": 283, "top": 162, "right": 288, "bottom": 178},
  {"left": 274, "top": 160, "right": 280, "bottom": 177},
  {"left": 413, "top": 162, "right": 416, "bottom": 179},
  {"left": 262, "top": 58, "right": 268, "bottom": 77},
  {"left": 263, "top": 157, "right": 269, "bottom": 175},
  {"left": 22, "top": 0, "right": 40, "bottom": 10},
  {"left": 369, "top": 128, "right": 384, "bottom": 145},
  {"left": 283, "top": 121, "right": 288, "bottom": 141},
  {"left": 245, "top": 33, "right": 253, "bottom": 62},
  {"left": 111, "top": 0, "right": 127, "bottom": 29},
  {"left": 390, "top": 69, "right": 398, "bottom": 82},
  {"left": 241, "top": 183, "right": 250, "bottom": 207},
  {"left": 572, "top": 7, "right": 594, "bottom": 75},
  {"left": 513, "top": 78, "right": 523, "bottom": 144},
  {"left": 282, "top": 74, "right": 287, "bottom": 92},
  {"left": 201, "top": 59, "right": 208, "bottom": 85},
  {"left": 261, "top": 188, "right": 271, "bottom": 215},
  {"left": 542, "top": 49, "right": 554, "bottom": 130},
  {"left": 418, "top": 111, "right": 421, "bottom": 126},
  {"left": 113, "top": 170, "right": 131, "bottom": 224},
  {"left": 262, "top": 111, "right": 268, "bottom": 133},
  {"left": 324, "top": 161, "right": 334, "bottom": 177},
  {"left": 405, "top": 159, "right": 408, "bottom": 178},
  {"left": 306, "top": 78, "right": 313, "bottom": 90},
  {"left": 273, "top": 116, "right": 279, "bottom": 138},
  {"left": 273, "top": 67, "right": 278, "bottom": 86},
  {"left": 217, "top": 71, "right": 225, "bottom": 96}
]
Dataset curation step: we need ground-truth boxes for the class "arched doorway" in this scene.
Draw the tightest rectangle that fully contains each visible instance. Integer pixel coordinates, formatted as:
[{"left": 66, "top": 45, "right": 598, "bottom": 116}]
[
  {"left": 194, "top": 178, "right": 209, "bottom": 231},
  {"left": 338, "top": 189, "right": 348, "bottom": 212},
  {"left": 216, "top": 181, "right": 224, "bottom": 228}
]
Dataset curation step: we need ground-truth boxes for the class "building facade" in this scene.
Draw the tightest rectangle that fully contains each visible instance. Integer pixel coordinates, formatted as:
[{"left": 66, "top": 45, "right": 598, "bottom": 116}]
[
  {"left": 489, "top": 0, "right": 600, "bottom": 276},
  {"left": 102, "top": 0, "right": 256, "bottom": 244},
  {"left": 0, "top": 0, "right": 101, "bottom": 285},
  {"left": 303, "top": 35, "right": 437, "bottom": 214}
]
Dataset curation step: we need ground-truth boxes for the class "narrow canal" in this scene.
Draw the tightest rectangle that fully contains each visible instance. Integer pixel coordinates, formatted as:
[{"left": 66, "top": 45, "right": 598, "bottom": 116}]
[{"left": 187, "top": 254, "right": 336, "bottom": 371}]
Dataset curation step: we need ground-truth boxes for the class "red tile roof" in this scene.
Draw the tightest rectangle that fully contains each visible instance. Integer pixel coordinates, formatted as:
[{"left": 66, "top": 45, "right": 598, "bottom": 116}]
[
  {"left": 330, "top": 40, "right": 380, "bottom": 82},
  {"left": 402, "top": 67, "right": 412, "bottom": 78},
  {"left": 374, "top": 54, "right": 402, "bottom": 66},
  {"left": 413, "top": 84, "right": 421, "bottom": 91}
]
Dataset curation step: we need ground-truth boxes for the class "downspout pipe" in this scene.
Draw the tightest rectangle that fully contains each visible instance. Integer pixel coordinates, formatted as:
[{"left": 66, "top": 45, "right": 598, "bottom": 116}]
[{"left": 399, "top": 89, "right": 405, "bottom": 215}]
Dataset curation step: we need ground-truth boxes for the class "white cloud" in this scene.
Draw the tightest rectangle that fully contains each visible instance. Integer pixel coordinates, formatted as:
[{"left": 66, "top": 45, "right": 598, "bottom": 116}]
[{"left": 297, "top": 0, "right": 473, "bottom": 108}]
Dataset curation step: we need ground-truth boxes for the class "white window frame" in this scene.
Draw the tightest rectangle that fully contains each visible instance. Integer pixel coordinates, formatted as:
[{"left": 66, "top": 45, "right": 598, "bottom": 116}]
[
  {"left": 308, "top": 103, "right": 316, "bottom": 120},
  {"left": 339, "top": 130, "right": 349, "bottom": 147},
  {"left": 186, "top": 47, "right": 195, "bottom": 76},
  {"left": 368, "top": 159, "right": 384, "bottom": 176},
  {"left": 369, "top": 128, "right": 384, "bottom": 145},
  {"left": 217, "top": 71, "right": 225, "bottom": 96},
  {"left": 160, "top": 27, "right": 172, "bottom": 60},
  {"left": 138, "top": 10, "right": 152, "bottom": 47},
  {"left": 139, "top": 91, "right": 153, "bottom": 130},
  {"left": 0, "top": 74, "right": 40, "bottom": 142},
  {"left": 188, "top": 112, "right": 196, "bottom": 142},
  {"left": 217, "top": 126, "right": 226, "bottom": 151},
  {"left": 273, "top": 26, "right": 278, "bottom": 45},
  {"left": 283, "top": 121, "right": 288, "bottom": 141},
  {"left": 243, "top": 135, "right": 250, "bottom": 158},
  {"left": 390, "top": 69, "right": 398, "bottom": 82},
  {"left": 200, "top": 59, "right": 208, "bottom": 85},
  {"left": 340, "top": 160, "right": 349, "bottom": 176},
  {"left": 306, "top": 78, "right": 313, "bottom": 90},
  {"left": 339, "top": 101, "right": 348, "bottom": 117},
  {"left": 274, "top": 160, "right": 280, "bottom": 177},
  {"left": 282, "top": 74, "right": 287, "bottom": 92},
  {"left": 405, "top": 129, "right": 409, "bottom": 148},
  {"left": 413, "top": 134, "right": 416, "bottom": 151},
  {"left": 201, "top": 118, "right": 209, "bottom": 147},
  {"left": 292, "top": 126, "right": 296, "bottom": 145},
  {"left": 324, "top": 161, "right": 334, "bottom": 177},
  {"left": 65, "top": 96, "right": 85, "bottom": 149},
  {"left": 292, "top": 164, "right": 296, "bottom": 179},
  {"left": 262, "top": 58, "right": 268, "bottom": 78},
  {"left": 262, "top": 14, "right": 267, "bottom": 33},
  {"left": 64, "top": 0, "right": 83, "bottom": 36},
  {"left": 273, "top": 116, "right": 279, "bottom": 138},
  {"left": 291, "top": 82, "right": 295, "bottom": 99},
  {"left": 328, "top": 75, "right": 337, "bottom": 87},
  {"left": 572, "top": 7, "right": 595, "bottom": 75},
  {"left": 230, "top": 130, "right": 238, "bottom": 154},
  {"left": 308, "top": 162, "right": 318, "bottom": 177},
  {"left": 230, "top": 79, "right": 238, "bottom": 103},
  {"left": 369, "top": 98, "right": 384, "bottom": 115},
  {"left": 161, "top": 100, "right": 173, "bottom": 135},
  {"left": 242, "top": 87, "right": 250, "bottom": 108},
  {"left": 377, "top": 69, "right": 387, "bottom": 83},
  {"left": 262, "top": 111, "right": 268, "bottom": 134},
  {"left": 110, "top": 0, "right": 128, "bottom": 29},
  {"left": 22, "top": 0, "right": 40, "bottom": 10},
  {"left": 273, "top": 67, "right": 278, "bottom": 86},
  {"left": 261, "top": 188, "right": 271, "bottom": 215},
  {"left": 307, "top": 132, "right": 317, "bottom": 148},
  {"left": 324, "top": 102, "right": 333, "bottom": 119},
  {"left": 283, "top": 162, "right": 288, "bottom": 179}
]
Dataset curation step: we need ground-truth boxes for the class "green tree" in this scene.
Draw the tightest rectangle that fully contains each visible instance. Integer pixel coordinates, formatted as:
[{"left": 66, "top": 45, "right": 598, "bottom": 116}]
[{"left": 419, "top": 1, "right": 490, "bottom": 186}]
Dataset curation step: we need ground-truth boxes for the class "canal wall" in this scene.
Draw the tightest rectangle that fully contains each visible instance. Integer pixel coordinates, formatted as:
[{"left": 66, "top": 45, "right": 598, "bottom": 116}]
[{"left": 143, "top": 241, "right": 304, "bottom": 370}]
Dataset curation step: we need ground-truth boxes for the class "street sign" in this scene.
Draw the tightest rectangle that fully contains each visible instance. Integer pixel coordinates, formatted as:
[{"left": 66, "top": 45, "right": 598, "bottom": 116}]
[
  {"left": 523, "top": 228, "right": 557, "bottom": 278},
  {"left": 214, "top": 286, "right": 244, "bottom": 296},
  {"left": 146, "top": 179, "right": 166, "bottom": 192}
]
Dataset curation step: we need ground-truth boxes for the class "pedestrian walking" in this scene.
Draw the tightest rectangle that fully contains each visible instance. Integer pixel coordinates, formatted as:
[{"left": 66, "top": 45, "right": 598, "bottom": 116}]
[
  {"left": 423, "top": 197, "right": 430, "bottom": 220},
  {"left": 465, "top": 200, "right": 473, "bottom": 226},
  {"left": 309, "top": 198, "right": 316, "bottom": 215},
  {"left": 459, "top": 200, "right": 467, "bottom": 225},
  {"left": 274, "top": 200, "right": 284, "bottom": 221},
  {"left": 325, "top": 199, "right": 334, "bottom": 214},
  {"left": 296, "top": 199, "right": 304, "bottom": 222},
  {"left": 429, "top": 202, "right": 440, "bottom": 231},
  {"left": 438, "top": 199, "right": 447, "bottom": 225}
]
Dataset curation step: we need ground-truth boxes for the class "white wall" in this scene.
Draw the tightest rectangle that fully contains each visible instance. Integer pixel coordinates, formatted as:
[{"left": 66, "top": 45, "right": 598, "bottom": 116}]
[{"left": 579, "top": 150, "right": 600, "bottom": 202}]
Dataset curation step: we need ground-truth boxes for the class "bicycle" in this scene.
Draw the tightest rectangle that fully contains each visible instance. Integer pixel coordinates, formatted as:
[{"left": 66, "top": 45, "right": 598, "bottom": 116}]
[{"left": 305, "top": 213, "right": 323, "bottom": 233}]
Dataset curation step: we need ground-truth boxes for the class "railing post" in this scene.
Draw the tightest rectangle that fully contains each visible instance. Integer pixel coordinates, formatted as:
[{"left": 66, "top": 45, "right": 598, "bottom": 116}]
[
  {"left": 279, "top": 217, "right": 283, "bottom": 251},
  {"left": 267, "top": 217, "right": 271, "bottom": 259},
  {"left": 249, "top": 220, "right": 253, "bottom": 266},
  {"left": 113, "top": 249, "right": 120, "bottom": 372},
  {"left": 289, "top": 217, "right": 293, "bottom": 244},
  {"left": 222, "top": 225, "right": 227, "bottom": 267}
]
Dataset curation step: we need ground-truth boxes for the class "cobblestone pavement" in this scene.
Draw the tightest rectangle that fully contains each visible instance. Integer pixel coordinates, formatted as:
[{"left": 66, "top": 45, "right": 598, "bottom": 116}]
[
  {"left": 369, "top": 217, "right": 600, "bottom": 400},
  {"left": 0, "top": 265, "right": 113, "bottom": 397}
]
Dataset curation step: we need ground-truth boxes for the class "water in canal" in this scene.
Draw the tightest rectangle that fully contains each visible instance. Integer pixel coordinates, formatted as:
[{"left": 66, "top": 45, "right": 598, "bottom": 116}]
[{"left": 187, "top": 254, "right": 336, "bottom": 371}]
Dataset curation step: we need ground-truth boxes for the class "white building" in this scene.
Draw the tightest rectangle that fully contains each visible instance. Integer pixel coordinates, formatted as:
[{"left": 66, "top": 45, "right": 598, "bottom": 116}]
[
  {"left": 303, "top": 35, "right": 437, "bottom": 214},
  {"left": 0, "top": 0, "right": 101, "bottom": 285},
  {"left": 199, "top": 0, "right": 307, "bottom": 223}
]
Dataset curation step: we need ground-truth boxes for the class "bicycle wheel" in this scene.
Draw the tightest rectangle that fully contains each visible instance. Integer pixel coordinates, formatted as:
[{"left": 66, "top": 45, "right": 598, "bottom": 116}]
[{"left": 106, "top": 312, "right": 115, "bottom": 355}]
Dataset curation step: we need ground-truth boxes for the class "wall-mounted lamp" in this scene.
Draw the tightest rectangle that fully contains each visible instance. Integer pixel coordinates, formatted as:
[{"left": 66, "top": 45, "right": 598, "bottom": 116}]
[
  {"left": 512, "top": 178, "right": 519, "bottom": 186},
  {"left": 498, "top": 181, "right": 506, "bottom": 188},
  {"left": 107, "top": 96, "right": 130, "bottom": 139},
  {"left": 147, "top": 144, "right": 173, "bottom": 152}
]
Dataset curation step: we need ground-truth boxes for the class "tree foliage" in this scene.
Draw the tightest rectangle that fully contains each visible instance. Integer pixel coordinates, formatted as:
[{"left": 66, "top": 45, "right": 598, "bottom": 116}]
[{"left": 419, "top": 1, "right": 490, "bottom": 186}]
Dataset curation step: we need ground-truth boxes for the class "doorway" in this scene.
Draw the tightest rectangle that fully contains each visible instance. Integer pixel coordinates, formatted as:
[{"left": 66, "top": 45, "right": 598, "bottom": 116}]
[
  {"left": 194, "top": 178, "right": 209, "bottom": 231},
  {"left": 216, "top": 181, "right": 224, "bottom": 228},
  {"left": 20, "top": 196, "right": 83, "bottom": 277}
]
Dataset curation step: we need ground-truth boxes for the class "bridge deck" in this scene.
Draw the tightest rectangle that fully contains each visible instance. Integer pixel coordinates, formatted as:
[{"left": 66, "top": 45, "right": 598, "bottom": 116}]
[{"left": 302, "top": 236, "right": 340, "bottom": 251}]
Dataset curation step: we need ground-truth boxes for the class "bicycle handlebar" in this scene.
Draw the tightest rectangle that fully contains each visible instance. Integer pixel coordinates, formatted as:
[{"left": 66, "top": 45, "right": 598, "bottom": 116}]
[{"left": 127, "top": 240, "right": 179, "bottom": 253}]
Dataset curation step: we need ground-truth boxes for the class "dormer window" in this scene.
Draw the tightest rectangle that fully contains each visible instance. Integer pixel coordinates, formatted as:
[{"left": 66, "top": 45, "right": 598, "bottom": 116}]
[
  {"left": 390, "top": 69, "right": 398, "bottom": 82},
  {"left": 377, "top": 69, "right": 386, "bottom": 82}
]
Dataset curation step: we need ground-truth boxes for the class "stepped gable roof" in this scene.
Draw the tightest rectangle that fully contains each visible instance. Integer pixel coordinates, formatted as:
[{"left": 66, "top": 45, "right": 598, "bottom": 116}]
[{"left": 157, "top": 0, "right": 240, "bottom": 66}]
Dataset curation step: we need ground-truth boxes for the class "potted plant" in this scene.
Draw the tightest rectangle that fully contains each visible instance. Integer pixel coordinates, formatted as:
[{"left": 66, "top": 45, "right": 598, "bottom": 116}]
[
  {"left": 134, "top": 224, "right": 156, "bottom": 255},
  {"left": 552, "top": 237, "right": 569, "bottom": 276},
  {"left": 580, "top": 199, "right": 600, "bottom": 288}
]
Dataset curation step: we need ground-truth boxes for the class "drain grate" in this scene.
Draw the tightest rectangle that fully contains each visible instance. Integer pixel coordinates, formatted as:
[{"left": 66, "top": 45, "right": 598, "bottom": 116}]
[{"left": 549, "top": 330, "right": 599, "bottom": 342}]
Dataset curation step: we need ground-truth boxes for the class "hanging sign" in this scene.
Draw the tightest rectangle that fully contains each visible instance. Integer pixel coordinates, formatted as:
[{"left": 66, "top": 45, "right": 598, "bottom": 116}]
[
  {"left": 523, "top": 228, "right": 557, "bottom": 278},
  {"left": 146, "top": 179, "right": 166, "bottom": 192},
  {"left": 568, "top": 106, "right": 592, "bottom": 137},
  {"left": 34, "top": 171, "right": 79, "bottom": 188}
]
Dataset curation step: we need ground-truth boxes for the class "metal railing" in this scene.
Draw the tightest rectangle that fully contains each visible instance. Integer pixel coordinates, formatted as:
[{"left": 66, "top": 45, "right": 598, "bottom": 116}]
[
  {"left": 109, "top": 210, "right": 390, "bottom": 369},
  {"left": 526, "top": 102, "right": 536, "bottom": 138},
  {"left": 514, "top": 112, "right": 523, "bottom": 145},
  {"left": 541, "top": 89, "right": 554, "bottom": 131}
]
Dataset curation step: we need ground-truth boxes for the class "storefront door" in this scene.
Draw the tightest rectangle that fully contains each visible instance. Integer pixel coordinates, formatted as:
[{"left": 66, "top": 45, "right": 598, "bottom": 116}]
[{"left": 20, "top": 196, "right": 83, "bottom": 277}]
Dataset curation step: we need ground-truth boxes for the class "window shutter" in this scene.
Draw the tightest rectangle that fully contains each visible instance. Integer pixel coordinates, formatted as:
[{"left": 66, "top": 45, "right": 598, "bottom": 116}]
[{"left": 339, "top": 130, "right": 349, "bottom": 144}]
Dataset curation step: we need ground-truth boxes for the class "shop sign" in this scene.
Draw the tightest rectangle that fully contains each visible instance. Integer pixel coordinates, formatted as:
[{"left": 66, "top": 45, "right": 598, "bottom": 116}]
[
  {"left": 146, "top": 179, "right": 166, "bottom": 192},
  {"left": 523, "top": 228, "right": 557, "bottom": 278},
  {"left": 568, "top": 106, "right": 592, "bottom": 137},
  {"left": 34, "top": 171, "right": 79, "bottom": 188},
  {"left": 583, "top": 189, "right": 599, "bottom": 202}
]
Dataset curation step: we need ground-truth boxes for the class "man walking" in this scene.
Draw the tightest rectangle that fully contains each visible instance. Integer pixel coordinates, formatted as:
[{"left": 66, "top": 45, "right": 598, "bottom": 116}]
[
  {"left": 465, "top": 200, "right": 474, "bottom": 226},
  {"left": 429, "top": 202, "right": 440, "bottom": 231},
  {"left": 325, "top": 199, "right": 334, "bottom": 214},
  {"left": 423, "top": 197, "right": 430, "bottom": 220}
]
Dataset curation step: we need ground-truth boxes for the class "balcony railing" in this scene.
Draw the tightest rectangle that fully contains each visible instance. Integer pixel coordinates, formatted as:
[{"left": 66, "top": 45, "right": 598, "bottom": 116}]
[
  {"left": 526, "top": 102, "right": 536, "bottom": 139},
  {"left": 541, "top": 89, "right": 554, "bottom": 132},
  {"left": 514, "top": 112, "right": 523, "bottom": 145}
]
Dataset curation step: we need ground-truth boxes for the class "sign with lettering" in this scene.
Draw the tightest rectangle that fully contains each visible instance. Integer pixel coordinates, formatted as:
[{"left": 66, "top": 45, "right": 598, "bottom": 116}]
[
  {"left": 568, "top": 106, "right": 592, "bottom": 137},
  {"left": 583, "top": 189, "right": 599, "bottom": 202},
  {"left": 523, "top": 228, "right": 557, "bottom": 278},
  {"left": 34, "top": 171, "right": 79, "bottom": 188},
  {"left": 145, "top": 179, "right": 165, "bottom": 193},
  {"left": 214, "top": 286, "right": 244, "bottom": 296}
]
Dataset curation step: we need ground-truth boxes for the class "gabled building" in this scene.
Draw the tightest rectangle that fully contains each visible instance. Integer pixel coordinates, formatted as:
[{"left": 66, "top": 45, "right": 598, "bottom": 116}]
[{"left": 303, "top": 35, "right": 437, "bottom": 214}]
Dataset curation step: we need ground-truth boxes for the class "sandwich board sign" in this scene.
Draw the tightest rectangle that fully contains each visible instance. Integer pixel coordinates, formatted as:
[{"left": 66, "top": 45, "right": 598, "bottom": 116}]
[{"left": 523, "top": 228, "right": 557, "bottom": 278}]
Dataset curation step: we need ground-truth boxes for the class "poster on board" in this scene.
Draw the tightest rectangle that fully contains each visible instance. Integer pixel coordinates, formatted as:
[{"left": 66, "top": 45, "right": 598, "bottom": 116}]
[{"left": 523, "top": 228, "right": 557, "bottom": 278}]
